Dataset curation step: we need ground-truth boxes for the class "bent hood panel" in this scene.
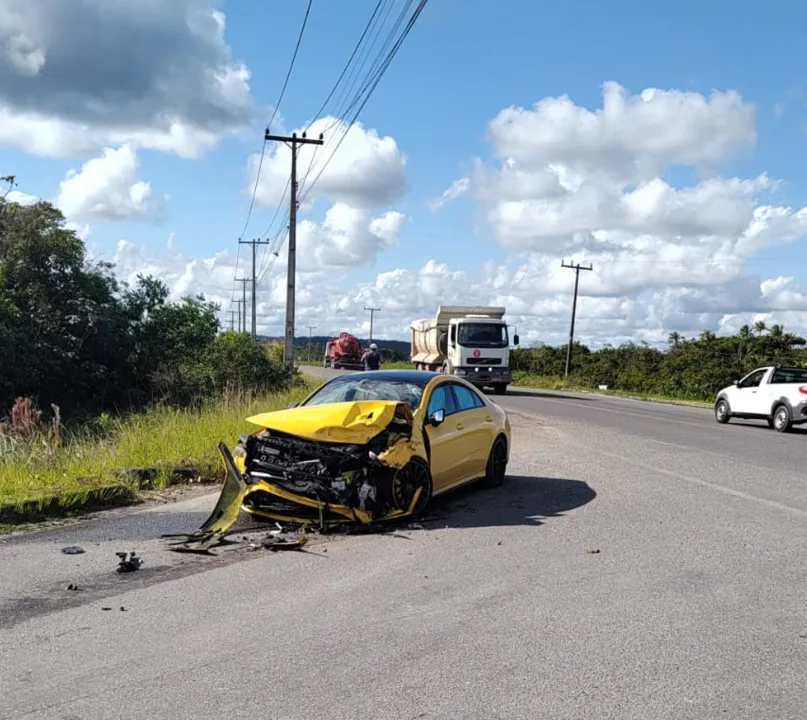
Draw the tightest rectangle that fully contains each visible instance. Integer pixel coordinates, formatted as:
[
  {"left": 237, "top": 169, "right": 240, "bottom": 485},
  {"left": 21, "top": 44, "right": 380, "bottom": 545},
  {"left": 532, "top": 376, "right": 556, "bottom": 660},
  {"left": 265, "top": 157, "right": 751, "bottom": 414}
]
[{"left": 247, "top": 400, "right": 413, "bottom": 444}]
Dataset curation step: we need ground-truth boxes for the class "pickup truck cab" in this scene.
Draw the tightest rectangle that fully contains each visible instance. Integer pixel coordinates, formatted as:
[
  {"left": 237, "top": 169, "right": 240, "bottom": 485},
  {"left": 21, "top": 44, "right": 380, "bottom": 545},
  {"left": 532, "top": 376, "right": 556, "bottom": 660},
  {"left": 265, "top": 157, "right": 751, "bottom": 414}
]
[{"left": 714, "top": 366, "right": 807, "bottom": 432}]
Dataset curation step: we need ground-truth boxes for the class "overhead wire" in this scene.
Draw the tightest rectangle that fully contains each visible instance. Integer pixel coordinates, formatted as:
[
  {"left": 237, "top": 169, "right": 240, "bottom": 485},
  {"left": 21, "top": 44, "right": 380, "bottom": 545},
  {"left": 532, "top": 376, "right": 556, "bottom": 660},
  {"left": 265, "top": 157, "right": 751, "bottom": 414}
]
[
  {"left": 256, "top": 0, "right": 400, "bottom": 282},
  {"left": 228, "top": 0, "right": 314, "bottom": 323},
  {"left": 298, "top": 0, "right": 428, "bottom": 205}
]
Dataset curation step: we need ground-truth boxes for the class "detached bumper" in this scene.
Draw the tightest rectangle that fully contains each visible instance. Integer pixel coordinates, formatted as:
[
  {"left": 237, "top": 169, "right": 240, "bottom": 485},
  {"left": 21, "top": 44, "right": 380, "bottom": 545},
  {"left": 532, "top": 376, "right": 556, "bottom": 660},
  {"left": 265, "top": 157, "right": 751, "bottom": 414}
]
[{"left": 454, "top": 367, "right": 511, "bottom": 385}]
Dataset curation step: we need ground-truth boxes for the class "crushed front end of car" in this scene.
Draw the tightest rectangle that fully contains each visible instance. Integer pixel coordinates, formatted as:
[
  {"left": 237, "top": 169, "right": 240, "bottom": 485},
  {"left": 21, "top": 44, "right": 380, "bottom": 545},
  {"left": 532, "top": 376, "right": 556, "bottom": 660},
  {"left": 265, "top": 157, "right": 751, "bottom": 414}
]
[
  {"left": 237, "top": 400, "right": 428, "bottom": 525},
  {"left": 167, "top": 400, "right": 429, "bottom": 552}
]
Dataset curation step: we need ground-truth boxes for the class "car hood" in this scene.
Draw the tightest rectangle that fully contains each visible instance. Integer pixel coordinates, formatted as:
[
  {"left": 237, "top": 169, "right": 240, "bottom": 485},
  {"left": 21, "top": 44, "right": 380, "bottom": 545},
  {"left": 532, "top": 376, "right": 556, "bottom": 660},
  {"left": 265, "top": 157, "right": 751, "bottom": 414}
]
[{"left": 246, "top": 400, "right": 414, "bottom": 444}]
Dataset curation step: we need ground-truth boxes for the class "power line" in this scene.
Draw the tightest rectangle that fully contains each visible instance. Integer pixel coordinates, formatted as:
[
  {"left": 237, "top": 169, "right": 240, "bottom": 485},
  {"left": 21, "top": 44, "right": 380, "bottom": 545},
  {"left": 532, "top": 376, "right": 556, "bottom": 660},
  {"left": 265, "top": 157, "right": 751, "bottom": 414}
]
[
  {"left": 230, "top": 0, "right": 314, "bottom": 321},
  {"left": 561, "top": 260, "right": 594, "bottom": 379},
  {"left": 254, "top": 0, "right": 389, "bottom": 276},
  {"left": 298, "top": 0, "right": 428, "bottom": 205},
  {"left": 304, "top": 0, "right": 389, "bottom": 132}
]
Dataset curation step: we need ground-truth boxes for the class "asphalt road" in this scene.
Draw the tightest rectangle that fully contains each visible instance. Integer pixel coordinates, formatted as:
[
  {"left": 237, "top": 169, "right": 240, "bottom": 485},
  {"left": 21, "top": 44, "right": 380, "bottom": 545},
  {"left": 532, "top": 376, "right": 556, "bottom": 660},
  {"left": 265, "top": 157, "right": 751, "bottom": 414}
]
[{"left": 1, "top": 368, "right": 805, "bottom": 720}]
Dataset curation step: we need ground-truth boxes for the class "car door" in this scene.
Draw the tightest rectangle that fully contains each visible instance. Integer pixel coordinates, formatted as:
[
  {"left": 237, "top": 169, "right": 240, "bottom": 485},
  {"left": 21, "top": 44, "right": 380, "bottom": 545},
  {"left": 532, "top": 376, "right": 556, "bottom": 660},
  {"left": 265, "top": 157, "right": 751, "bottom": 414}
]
[
  {"left": 445, "top": 382, "right": 492, "bottom": 482},
  {"left": 731, "top": 368, "right": 769, "bottom": 415},
  {"left": 422, "top": 383, "right": 464, "bottom": 492}
]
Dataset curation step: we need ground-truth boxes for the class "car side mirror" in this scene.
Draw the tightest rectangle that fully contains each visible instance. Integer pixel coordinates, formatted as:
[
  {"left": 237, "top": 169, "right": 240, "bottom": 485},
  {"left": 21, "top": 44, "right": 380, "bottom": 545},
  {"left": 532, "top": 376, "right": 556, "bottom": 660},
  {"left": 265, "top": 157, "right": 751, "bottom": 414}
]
[
  {"left": 732, "top": 380, "right": 739, "bottom": 386},
  {"left": 428, "top": 408, "right": 445, "bottom": 426},
  {"left": 513, "top": 334, "right": 520, "bottom": 346}
]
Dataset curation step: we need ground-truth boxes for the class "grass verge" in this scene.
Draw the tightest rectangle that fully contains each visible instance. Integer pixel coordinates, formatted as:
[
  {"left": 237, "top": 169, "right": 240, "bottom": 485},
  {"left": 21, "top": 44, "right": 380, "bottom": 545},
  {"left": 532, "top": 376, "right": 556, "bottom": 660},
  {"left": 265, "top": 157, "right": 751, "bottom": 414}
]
[
  {"left": 0, "top": 380, "right": 320, "bottom": 525},
  {"left": 510, "top": 372, "right": 711, "bottom": 407}
]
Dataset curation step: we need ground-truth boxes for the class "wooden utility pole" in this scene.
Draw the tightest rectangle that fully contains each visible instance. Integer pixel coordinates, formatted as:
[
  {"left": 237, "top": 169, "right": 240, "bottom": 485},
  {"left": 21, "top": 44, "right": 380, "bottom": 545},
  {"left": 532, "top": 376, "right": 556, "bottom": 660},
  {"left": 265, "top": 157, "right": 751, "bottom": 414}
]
[
  {"left": 306, "top": 324, "right": 317, "bottom": 363},
  {"left": 235, "top": 277, "right": 249, "bottom": 332},
  {"left": 264, "top": 130, "right": 324, "bottom": 366},
  {"left": 238, "top": 239, "right": 271, "bottom": 339},
  {"left": 364, "top": 306, "right": 380, "bottom": 344},
  {"left": 229, "top": 309, "right": 236, "bottom": 331},
  {"left": 561, "top": 260, "right": 593, "bottom": 379}
]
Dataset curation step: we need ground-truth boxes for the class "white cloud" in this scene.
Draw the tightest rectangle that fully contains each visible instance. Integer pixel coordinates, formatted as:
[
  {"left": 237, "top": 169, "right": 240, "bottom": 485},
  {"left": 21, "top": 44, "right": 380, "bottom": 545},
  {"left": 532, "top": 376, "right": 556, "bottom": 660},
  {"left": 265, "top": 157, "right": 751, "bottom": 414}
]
[
  {"left": 57, "top": 145, "right": 167, "bottom": 222},
  {"left": 487, "top": 81, "right": 756, "bottom": 181},
  {"left": 97, "top": 232, "right": 807, "bottom": 349},
  {"left": 295, "top": 203, "right": 406, "bottom": 272},
  {"left": 5, "top": 188, "right": 38, "bottom": 205},
  {"left": 428, "top": 177, "right": 470, "bottom": 211},
  {"left": 249, "top": 117, "right": 407, "bottom": 210},
  {"left": 0, "top": 1, "right": 252, "bottom": 158},
  {"left": 90, "top": 80, "right": 807, "bottom": 349}
]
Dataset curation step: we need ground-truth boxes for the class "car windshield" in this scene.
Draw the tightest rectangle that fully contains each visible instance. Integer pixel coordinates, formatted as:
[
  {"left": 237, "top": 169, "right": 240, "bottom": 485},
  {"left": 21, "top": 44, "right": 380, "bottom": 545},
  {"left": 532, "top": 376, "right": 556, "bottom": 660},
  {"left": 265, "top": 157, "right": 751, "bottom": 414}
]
[
  {"left": 457, "top": 322, "right": 508, "bottom": 348},
  {"left": 301, "top": 377, "right": 425, "bottom": 410}
]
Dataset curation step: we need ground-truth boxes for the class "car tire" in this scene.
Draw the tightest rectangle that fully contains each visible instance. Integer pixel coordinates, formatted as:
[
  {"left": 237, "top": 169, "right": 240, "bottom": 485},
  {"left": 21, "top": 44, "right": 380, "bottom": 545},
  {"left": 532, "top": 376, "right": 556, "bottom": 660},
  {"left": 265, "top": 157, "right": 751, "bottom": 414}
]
[
  {"left": 483, "top": 435, "right": 508, "bottom": 487},
  {"left": 766, "top": 417, "right": 774, "bottom": 428},
  {"left": 772, "top": 404, "right": 792, "bottom": 433},
  {"left": 714, "top": 398, "right": 731, "bottom": 424},
  {"left": 392, "top": 458, "right": 433, "bottom": 519}
]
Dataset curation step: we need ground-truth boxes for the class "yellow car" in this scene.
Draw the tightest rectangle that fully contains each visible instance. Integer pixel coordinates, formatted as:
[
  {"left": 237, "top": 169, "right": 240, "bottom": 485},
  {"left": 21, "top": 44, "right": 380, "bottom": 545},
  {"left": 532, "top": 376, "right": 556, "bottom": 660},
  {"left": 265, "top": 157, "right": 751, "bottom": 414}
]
[{"left": 175, "top": 370, "right": 512, "bottom": 549}]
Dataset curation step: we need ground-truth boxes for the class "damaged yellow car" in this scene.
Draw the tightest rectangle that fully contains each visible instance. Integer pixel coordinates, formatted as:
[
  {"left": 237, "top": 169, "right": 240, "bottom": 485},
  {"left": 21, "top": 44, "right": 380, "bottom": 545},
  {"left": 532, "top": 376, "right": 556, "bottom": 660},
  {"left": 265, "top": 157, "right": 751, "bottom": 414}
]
[{"left": 202, "top": 370, "right": 512, "bottom": 538}]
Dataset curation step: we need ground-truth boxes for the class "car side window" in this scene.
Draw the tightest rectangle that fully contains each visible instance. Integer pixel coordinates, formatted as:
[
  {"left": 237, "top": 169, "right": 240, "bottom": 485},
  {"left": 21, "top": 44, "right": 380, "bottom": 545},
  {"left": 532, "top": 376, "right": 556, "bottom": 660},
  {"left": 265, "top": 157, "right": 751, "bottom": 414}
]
[
  {"left": 738, "top": 370, "right": 766, "bottom": 389},
  {"left": 426, "top": 385, "right": 456, "bottom": 417},
  {"left": 451, "top": 384, "right": 481, "bottom": 413}
]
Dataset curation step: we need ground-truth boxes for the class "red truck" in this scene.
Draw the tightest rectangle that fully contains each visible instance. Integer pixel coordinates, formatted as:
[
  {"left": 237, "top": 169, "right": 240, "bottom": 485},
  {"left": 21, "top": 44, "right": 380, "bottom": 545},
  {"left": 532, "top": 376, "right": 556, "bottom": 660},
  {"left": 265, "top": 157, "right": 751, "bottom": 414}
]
[{"left": 323, "top": 332, "right": 364, "bottom": 370}]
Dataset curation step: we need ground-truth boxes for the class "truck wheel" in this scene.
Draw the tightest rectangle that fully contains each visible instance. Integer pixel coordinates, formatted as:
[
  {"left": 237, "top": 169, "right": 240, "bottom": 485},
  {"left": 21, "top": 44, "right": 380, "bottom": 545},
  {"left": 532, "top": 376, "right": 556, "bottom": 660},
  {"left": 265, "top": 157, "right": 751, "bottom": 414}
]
[
  {"left": 772, "top": 404, "right": 792, "bottom": 433},
  {"left": 714, "top": 399, "right": 730, "bottom": 424},
  {"left": 493, "top": 384, "right": 507, "bottom": 395}
]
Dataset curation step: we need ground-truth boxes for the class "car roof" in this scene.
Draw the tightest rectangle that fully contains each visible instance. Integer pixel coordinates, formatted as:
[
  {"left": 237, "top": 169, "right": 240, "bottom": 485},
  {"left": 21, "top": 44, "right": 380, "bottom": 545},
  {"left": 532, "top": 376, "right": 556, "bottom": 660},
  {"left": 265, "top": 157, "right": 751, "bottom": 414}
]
[{"left": 329, "top": 369, "right": 440, "bottom": 386}]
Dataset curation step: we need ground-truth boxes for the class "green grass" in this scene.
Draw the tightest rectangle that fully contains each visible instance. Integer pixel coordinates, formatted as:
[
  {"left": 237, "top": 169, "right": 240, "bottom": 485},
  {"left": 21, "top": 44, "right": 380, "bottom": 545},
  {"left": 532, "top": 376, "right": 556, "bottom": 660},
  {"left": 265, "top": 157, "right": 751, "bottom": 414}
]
[{"left": 0, "top": 380, "right": 319, "bottom": 517}]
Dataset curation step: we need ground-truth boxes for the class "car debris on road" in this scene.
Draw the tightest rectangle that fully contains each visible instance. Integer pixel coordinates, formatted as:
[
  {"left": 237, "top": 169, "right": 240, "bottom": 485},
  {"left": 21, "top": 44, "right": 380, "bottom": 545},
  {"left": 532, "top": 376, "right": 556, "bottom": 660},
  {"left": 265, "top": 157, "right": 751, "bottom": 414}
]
[{"left": 116, "top": 551, "right": 143, "bottom": 572}]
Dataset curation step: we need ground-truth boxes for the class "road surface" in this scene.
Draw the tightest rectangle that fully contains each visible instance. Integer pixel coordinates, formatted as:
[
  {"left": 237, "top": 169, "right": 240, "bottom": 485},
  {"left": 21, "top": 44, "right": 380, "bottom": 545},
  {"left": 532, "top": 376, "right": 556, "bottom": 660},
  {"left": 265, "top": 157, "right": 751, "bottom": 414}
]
[{"left": 1, "top": 368, "right": 805, "bottom": 720}]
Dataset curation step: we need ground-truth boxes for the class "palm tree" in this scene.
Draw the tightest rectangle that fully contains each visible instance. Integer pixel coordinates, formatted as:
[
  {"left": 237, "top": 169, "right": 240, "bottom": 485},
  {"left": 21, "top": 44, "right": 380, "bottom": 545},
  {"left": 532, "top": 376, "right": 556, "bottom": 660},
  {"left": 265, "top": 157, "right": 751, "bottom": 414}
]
[
  {"left": 738, "top": 324, "right": 752, "bottom": 340},
  {"left": 699, "top": 329, "right": 716, "bottom": 343},
  {"left": 668, "top": 331, "right": 682, "bottom": 348},
  {"left": 753, "top": 320, "right": 767, "bottom": 336}
]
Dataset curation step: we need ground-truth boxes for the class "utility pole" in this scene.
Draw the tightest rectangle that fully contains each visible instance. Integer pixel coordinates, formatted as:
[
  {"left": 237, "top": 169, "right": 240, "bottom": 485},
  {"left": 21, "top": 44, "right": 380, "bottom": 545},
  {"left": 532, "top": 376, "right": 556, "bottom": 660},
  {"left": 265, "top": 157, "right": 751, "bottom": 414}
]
[
  {"left": 238, "top": 240, "right": 271, "bottom": 340},
  {"left": 265, "top": 130, "right": 324, "bottom": 366},
  {"left": 235, "top": 277, "right": 249, "bottom": 332},
  {"left": 364, "top": 306, "right": 380, "bottom": 344},
  {"left": 235, "top": 298, "right": 245, "bottom": 333},
  {"left": 306, "top": 324, "right": 317, "bottom": 363},
  {"left": 229, "top": 309, "right": 236, "bottom": 331},
  {"left": 561, "top": 260, "right": 593, "bottom": 379}
]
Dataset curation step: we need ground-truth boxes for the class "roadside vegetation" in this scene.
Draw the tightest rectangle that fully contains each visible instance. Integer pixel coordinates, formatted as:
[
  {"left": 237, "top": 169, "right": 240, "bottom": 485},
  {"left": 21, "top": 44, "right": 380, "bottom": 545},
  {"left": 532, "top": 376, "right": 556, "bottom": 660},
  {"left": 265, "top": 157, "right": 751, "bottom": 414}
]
[
  {"left": 0, "top": 188, "right": 311, "bottom": 521},
  {"left": 301, "top": 326, "right": 807, "bottom": 405},
  {"left": 511, "top": 326, "right": 807, "bottom": 402}
]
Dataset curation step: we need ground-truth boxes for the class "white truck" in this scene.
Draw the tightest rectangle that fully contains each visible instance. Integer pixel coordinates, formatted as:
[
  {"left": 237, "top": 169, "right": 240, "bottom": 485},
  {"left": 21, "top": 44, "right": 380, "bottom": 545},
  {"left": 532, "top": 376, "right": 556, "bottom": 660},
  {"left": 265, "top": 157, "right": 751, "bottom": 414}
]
[
  {"left": 410, "top": 305, "right": 519, "bottom": 394},
  {"left": 714, "top": 365, "right": 807, "bottom": 432}
]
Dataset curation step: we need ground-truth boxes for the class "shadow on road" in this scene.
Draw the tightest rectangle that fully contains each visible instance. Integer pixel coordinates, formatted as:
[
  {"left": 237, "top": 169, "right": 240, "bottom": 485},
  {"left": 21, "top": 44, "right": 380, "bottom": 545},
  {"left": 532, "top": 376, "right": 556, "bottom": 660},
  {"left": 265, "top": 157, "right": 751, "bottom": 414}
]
[
  {"left": 728, "top": 421, "right": 807, "bottom": 435},
  {"left": 419, "top": 474, "right": 596, "bottom": 529},
  {"left": 498, "top": 389, "right": 595, "bottom": 401}
]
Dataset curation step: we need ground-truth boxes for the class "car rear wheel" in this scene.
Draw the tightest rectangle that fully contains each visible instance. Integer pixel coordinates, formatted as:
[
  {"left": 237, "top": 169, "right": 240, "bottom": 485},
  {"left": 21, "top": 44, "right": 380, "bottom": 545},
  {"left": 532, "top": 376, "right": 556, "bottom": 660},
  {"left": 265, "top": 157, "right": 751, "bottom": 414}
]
[
  {"left": 392, "top": 458, "right": 432, "bottom": 518},
  {"left": 772, "top": 404, "right": 792, "bottom": 433},
  {"left": 483, "top": 436, "right": 508, "bottom": 487},
  {"left": 714, "top": 399, "right": 730, "bottom": 424}
]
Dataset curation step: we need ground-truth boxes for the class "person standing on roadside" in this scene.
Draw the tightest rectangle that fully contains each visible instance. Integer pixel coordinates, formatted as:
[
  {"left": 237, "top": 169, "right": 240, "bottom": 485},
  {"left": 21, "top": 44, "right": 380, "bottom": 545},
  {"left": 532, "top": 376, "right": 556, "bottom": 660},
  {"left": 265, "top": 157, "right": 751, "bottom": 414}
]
[{"left": 362, "top": 342, "right": 381, "bottom": 371}]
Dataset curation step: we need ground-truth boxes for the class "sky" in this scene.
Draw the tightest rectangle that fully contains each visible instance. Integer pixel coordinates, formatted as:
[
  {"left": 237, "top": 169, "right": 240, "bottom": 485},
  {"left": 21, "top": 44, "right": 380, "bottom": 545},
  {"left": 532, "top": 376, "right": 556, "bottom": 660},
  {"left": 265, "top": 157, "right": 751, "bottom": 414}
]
[{"left": 3, "top": 0, "right": 807, "bottom": 347}]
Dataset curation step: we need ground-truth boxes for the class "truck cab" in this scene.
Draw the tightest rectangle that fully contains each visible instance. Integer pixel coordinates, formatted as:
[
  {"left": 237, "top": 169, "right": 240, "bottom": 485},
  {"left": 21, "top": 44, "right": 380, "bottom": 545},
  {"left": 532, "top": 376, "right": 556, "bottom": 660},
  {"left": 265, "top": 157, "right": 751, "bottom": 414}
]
[{"left": 410, "top": 306, "right": 519, "bottom": 395}]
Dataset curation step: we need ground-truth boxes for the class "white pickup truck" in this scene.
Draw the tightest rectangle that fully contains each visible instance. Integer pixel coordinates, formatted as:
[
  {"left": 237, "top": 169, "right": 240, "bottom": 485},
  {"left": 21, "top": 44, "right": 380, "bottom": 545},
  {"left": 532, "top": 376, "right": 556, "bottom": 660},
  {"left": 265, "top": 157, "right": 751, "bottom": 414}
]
[{"left": 714, "top": 365, "right": 807, "bottom": 432}]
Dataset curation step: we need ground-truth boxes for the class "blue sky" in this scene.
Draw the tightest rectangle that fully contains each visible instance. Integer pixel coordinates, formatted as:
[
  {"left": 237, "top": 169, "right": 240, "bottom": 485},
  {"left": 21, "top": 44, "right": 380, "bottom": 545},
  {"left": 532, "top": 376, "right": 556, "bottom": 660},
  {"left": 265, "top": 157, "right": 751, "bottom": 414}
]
[{"left": 4, "top": 0, "right": 807, "bottom": 344}]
